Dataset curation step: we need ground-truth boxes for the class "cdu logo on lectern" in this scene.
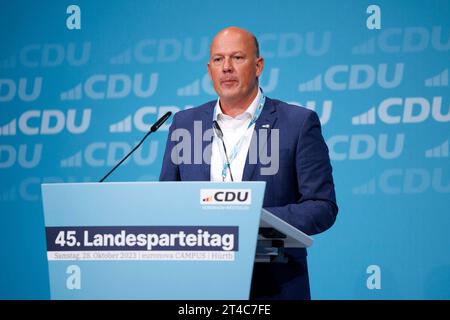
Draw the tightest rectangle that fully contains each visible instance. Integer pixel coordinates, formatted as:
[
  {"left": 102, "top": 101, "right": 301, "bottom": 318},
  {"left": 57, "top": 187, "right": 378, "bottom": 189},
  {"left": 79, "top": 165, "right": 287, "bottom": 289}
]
[{"left": 200, "top": 189, "right": 251, "bottom": 205}]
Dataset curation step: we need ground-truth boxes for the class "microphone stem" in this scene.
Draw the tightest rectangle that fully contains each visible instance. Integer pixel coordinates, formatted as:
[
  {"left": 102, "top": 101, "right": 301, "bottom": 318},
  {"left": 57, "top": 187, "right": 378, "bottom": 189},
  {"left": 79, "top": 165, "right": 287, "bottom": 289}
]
[
  {"left": 98, "top": 111, "right": 171, "bottom": 183},
  {"left": 99, "top": 130, "right": 151, "bottom": 183}
]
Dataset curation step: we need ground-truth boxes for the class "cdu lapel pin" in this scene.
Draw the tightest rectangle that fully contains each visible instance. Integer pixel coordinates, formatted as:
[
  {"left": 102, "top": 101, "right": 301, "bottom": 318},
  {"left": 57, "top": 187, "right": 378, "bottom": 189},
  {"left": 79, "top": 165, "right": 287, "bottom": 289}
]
[{"left": 262, "top": 124, "right": 270, "bottom": 128}]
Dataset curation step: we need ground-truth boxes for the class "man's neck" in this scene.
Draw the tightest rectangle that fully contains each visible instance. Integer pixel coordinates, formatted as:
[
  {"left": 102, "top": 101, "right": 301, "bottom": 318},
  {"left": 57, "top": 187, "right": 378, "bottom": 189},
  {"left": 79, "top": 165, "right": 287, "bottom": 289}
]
[{"left": 219, "top": 87, "right": 259, "bottom": 118}]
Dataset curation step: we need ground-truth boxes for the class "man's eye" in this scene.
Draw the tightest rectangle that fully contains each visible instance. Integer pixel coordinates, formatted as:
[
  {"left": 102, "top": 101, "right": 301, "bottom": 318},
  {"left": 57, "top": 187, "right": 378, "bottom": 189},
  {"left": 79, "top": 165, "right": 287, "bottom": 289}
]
[
  {"left": 233, "top": 56, "right": 243, "bottom": 61},
  {"left": 213, "top": 57, "right": 222, "bottom": 63}
]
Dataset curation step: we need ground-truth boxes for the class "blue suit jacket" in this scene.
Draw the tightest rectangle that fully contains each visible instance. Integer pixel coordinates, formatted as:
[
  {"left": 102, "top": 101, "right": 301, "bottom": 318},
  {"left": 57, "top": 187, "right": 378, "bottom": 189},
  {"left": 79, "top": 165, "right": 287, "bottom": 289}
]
[{"left": 160, "top": 97, "right": 338, "bottom": 299}]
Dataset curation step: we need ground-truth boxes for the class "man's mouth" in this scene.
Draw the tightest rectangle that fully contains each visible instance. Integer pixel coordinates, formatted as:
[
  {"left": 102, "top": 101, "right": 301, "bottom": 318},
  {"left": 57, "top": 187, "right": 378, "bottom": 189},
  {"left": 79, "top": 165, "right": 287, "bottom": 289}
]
[{"left": 221, "top": 79, "right": 238, "bottom": 85}]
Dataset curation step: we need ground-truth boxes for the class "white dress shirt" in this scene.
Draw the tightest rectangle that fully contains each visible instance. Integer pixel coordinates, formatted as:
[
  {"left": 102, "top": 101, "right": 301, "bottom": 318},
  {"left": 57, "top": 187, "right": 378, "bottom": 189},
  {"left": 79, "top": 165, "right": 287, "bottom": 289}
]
[{"left": 210, "top": 88, "right": 262, "bottom": 182}]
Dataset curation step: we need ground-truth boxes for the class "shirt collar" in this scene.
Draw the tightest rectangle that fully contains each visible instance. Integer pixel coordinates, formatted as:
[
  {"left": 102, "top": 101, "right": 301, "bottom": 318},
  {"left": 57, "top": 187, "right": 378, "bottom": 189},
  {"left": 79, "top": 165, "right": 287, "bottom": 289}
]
[{"left": 214, "top": 87, "right": 262, "bottom": 121}]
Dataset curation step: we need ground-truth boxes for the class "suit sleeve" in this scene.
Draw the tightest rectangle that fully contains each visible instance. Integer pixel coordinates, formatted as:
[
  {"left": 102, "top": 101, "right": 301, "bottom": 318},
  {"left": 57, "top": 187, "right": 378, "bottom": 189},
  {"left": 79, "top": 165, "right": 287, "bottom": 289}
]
[
  {"left": 265, "top": 111, "right": 338, "bottom": 235},
  {"left": 159, "top": 114, "right": 181, "bottom": 181}
]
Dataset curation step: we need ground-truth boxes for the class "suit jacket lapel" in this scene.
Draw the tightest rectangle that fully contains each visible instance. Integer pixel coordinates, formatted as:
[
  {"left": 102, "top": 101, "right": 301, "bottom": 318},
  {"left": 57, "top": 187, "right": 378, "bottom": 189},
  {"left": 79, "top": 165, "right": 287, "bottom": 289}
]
[
  {"left": 242, "top": 97, "right": 278, "bottom": 181},
  {"left": 199, "top": 102, "right": 215, "bottom": 181}
]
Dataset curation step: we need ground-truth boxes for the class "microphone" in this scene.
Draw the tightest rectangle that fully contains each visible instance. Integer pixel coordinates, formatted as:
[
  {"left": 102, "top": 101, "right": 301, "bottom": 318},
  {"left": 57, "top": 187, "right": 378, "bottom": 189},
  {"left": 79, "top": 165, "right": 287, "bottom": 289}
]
[
  {"left": 213, "top": 120, "right": 234, "bottom": 182},
  {"left": 99, "top": 111, "right": 172, "bottom": 182}
]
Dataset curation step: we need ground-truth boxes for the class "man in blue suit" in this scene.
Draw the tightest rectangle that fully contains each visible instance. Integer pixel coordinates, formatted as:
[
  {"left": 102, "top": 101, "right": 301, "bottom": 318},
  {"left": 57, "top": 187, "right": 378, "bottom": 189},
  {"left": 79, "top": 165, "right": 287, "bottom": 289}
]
[{"left": 160, "top": 27, "right": 338, "bottom": 299}]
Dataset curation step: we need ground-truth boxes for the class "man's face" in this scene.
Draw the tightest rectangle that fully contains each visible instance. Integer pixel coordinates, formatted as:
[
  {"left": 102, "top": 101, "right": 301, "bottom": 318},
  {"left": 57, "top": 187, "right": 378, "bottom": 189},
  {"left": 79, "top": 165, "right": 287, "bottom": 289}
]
[{"left": 208, "top": 30, "right": 264, "bottom": 103}]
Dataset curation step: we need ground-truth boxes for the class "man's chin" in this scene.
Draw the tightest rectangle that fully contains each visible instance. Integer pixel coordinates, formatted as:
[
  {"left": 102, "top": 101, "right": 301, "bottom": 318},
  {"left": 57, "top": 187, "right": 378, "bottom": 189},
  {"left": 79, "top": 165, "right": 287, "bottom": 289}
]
[{"left": 218, "top": 88, "right": 240, "bottom": 100}]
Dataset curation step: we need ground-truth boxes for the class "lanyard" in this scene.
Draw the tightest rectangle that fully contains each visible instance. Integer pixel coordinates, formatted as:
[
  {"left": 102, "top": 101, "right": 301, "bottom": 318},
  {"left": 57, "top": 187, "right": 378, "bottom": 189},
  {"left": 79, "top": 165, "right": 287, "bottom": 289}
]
[{"left": 213, "top": 92, "right": 266, "bottom": 181}]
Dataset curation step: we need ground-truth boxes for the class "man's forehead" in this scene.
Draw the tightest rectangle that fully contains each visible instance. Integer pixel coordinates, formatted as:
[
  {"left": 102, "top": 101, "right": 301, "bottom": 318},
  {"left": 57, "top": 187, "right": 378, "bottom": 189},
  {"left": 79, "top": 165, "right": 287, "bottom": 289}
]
[
  {"left": 212, "top": 30, "right": 252, "bottom": 46},
  {"left": 210, "top": 33, "right": 254, "bottom": 54}
]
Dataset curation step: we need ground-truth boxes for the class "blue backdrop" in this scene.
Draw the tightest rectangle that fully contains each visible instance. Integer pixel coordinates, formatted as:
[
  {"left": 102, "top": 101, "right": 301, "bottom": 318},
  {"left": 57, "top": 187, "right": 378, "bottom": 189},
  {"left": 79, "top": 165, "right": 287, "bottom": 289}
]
[{"left": 1, "top": 0, "right": 449, "bottom": 299}]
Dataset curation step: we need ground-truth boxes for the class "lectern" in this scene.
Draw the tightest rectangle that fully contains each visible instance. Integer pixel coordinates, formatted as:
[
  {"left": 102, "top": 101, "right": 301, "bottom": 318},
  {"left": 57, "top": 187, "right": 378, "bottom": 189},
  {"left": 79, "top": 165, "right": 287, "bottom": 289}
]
[{"left": 41, "top": 182, "right": 312, "bottom": 299}]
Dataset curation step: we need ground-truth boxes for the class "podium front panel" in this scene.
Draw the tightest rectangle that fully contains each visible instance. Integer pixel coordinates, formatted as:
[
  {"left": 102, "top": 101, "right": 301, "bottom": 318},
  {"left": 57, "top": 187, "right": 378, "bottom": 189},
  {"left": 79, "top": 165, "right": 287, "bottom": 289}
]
[{"left": 41, "top": 181, "right": 265, "bottom": 300}]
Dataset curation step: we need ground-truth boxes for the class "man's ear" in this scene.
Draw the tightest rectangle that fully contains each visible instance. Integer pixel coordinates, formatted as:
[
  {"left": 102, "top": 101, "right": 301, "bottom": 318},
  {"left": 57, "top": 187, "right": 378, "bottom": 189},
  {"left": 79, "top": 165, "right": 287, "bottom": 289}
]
[
  {"left": 207, "top": 62, "right": 212, "bottom": 80},
  {"left": 256, "top": 57, "right": 264, "bottom": 77}
]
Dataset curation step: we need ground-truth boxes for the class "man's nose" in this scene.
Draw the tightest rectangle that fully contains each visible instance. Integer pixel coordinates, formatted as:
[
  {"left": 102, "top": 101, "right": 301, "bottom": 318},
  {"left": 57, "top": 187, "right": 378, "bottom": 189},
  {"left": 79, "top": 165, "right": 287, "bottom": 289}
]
[{"left": 222, "top": 57, "right": 234, "bottom": 72}]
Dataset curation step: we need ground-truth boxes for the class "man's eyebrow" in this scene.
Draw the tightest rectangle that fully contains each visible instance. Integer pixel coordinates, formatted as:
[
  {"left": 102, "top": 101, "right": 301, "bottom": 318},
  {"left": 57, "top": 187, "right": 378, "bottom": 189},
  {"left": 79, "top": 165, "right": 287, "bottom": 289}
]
[{"left": 211, "top": 51, "right": 246, "bottom": 57}]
